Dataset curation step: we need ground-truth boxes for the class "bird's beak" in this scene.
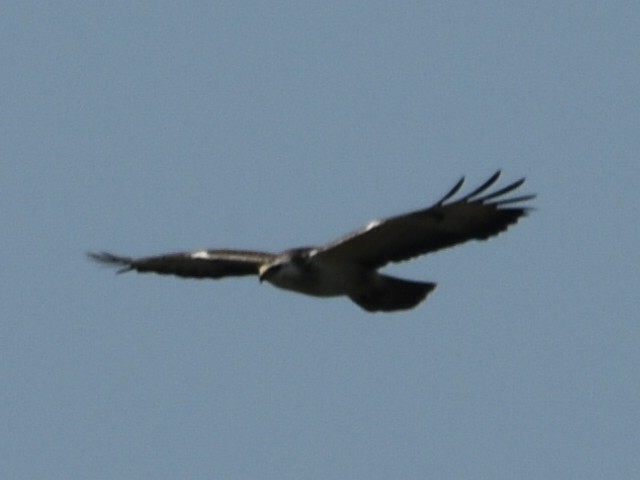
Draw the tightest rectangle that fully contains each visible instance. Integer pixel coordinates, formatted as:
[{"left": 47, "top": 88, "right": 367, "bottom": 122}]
[{"left": 258, "top": 264, "right": 269, "bottom": 283}]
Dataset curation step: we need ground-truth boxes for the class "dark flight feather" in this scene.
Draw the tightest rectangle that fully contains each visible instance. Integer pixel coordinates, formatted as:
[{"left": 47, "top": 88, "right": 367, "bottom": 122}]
[
  {"left": 315, "top": 171, "right": 534, "bottom": 269},
  {"left": 88, "top": 250, "right": 275, "bottom": 279}
]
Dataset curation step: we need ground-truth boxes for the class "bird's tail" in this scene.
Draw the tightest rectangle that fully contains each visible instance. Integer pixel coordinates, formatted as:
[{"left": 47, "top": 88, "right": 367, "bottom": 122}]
[{"left": 348, "top": 274, "right": 436, "bottom": 312}]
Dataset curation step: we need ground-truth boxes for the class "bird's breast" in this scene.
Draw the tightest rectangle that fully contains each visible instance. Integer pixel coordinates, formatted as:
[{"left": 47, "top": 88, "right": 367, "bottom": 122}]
[{"left": 265, "top": 259, "right": 361, "bottom": 297}]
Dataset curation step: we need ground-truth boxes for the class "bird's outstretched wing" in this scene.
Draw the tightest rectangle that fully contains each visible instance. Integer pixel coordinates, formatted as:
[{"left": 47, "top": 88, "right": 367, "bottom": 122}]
[
  {"left": 314, "top": 171, "right": 535, "bottom": 269},
  {"left": 87, "top": 250, "right": 276, "bottom": 279}
]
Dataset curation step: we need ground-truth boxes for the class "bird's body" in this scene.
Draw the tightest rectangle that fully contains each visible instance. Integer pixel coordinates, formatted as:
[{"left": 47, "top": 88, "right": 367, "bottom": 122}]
[
  {"left": 89, "top": 171, "right": 534, "bottom": 312},
  {"left": 259, "top": 250, "right": 354, "bottom": 297}
]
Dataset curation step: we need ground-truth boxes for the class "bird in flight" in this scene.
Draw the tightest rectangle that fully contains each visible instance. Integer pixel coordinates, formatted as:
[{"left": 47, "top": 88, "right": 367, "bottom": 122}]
[{"left": 89, "top": 171, "right": 534, "bottom": 312}]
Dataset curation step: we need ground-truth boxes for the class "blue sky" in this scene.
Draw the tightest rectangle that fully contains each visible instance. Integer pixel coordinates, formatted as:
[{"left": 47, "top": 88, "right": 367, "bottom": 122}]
[{"left": 2, "top": 2, "right": 638, "bottom": 479}]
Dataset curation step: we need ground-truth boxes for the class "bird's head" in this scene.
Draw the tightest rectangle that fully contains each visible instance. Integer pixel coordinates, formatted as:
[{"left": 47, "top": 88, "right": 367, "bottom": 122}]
[
  {"left": 258, "top": 262, "right": 282, "bottom": 283},
  {"left": 258, "top": 248, "right": 314, "bottom": 283}
]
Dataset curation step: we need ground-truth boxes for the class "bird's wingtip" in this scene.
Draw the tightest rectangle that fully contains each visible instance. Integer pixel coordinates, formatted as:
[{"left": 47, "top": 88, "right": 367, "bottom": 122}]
[{"left": 86, "top": 251, "right": 134, "bottom": 273}]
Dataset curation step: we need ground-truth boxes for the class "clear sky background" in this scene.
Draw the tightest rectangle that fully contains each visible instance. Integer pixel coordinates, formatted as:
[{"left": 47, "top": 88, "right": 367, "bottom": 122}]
[{"left": 2, "top": 2, "right": 638, "bottom": 479}]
